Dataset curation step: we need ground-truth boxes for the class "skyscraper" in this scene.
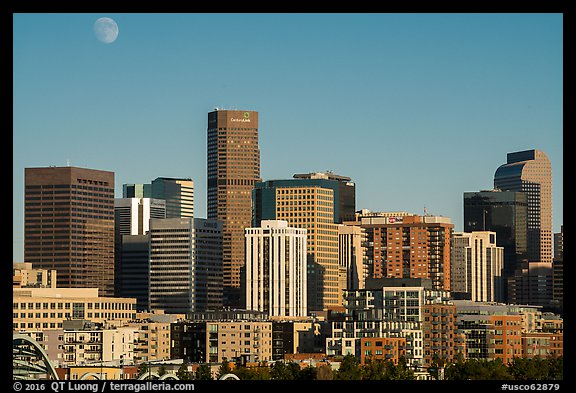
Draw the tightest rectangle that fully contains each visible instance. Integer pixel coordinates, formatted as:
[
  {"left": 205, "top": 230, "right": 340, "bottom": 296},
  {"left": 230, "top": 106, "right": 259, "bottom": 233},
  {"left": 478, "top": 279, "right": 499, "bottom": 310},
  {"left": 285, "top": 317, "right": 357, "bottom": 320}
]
[
  {"left": 463, "top": 189, "right": 528, "bottom": 302},
  {"left": 451, "top": 231, "right": 505, "bottom": 302},
  {"left": 253, "top": 179, "right": 340, "bottom": 312},
  {"left": 494, "top": 149, "right": 552, "bottom": 265},
  {"left": 151, "top": 177, "right": 194, "bottom": 218},
  {"left": 207, "top": 109, "right": 261, "bottom": 308},
  {"left": 244, "top": 220, "right": 308, "bottom": 317},
  {"left": 123, "top": 183, "right": 152, "bottom": 198},
  {"left": 114, "top": 198, "right": 167, "bottom": 236},
  {"left": 114, "top": 197, "right": 166, "bottom": 305},
  {"left": 24, "top": 166, "right": 115, "bottom": 296},
  {"left": 349, "top": 211, "right": 454, "bottom": 291},
  {"left": 148, "top": 217, "right": 223, "bottom": 314},
  {"left": 254, "top": 172, "right": 355, "bottom": 226},
  {"left": 292, "top": 171, "right": 356, "bottom": 223}
]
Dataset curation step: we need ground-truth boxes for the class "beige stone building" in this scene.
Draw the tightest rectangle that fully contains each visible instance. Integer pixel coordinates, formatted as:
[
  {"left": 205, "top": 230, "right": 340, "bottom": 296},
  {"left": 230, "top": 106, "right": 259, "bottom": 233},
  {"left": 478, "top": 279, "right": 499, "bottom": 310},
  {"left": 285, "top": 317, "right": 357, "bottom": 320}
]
[
  {"left": 13, "top": 262, "right": 57, "bottom": 288},
  {"left": 13, "top": 287, "right": 137, "bottom": 331}
]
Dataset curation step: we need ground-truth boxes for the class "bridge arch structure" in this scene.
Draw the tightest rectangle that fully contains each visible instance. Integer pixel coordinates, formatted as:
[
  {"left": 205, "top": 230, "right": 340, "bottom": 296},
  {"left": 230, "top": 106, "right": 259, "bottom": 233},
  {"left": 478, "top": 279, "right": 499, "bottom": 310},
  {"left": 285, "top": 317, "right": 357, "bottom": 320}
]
[{"left": 13, "top": 333, "right": 59, "bottom": 380}]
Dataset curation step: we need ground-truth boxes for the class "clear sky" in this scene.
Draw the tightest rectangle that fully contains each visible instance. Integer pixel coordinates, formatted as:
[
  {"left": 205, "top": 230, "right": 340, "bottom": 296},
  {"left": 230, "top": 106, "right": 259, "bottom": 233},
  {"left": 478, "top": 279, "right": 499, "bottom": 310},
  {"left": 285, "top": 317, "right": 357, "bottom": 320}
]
[{"left": 13, "top": 13, "right": 563, "bottom": 262}]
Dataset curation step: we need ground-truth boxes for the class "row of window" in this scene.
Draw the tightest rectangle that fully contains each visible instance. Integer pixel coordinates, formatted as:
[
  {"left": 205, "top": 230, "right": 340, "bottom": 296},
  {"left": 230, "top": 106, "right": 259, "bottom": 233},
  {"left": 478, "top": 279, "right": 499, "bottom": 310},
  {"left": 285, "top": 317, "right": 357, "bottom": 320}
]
[{"left": 14, "top": 302, "right": 134, "bottom": 310}]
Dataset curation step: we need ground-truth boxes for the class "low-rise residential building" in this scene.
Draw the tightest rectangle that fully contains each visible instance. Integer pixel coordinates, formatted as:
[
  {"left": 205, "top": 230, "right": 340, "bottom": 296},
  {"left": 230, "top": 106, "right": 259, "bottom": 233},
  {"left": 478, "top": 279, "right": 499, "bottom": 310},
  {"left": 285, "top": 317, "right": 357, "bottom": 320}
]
[
  {"left": 359, "top": 337, "right": 406, "bottom": 365},
  {"left": 171, "top": 310, "right": 272, "bottom": 364}
]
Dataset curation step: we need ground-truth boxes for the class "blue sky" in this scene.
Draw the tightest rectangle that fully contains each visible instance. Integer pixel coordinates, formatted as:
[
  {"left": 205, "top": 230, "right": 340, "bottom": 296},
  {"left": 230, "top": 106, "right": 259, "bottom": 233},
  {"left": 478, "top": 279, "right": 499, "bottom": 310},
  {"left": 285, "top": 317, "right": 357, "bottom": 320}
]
[{"left": 13, "top": 13, "right": 563, "bottom": 262}]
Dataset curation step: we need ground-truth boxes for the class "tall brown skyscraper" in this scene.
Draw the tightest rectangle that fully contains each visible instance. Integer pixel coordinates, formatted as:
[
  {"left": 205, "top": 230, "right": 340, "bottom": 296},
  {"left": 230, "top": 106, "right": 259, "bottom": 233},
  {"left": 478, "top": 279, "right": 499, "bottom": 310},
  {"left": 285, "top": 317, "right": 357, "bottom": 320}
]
[
  {"left": 207, "top": 109, "right": 260, "bottom": 307},
  {"left": 24, "top": 166, "right": 115, "bottom": 296}
]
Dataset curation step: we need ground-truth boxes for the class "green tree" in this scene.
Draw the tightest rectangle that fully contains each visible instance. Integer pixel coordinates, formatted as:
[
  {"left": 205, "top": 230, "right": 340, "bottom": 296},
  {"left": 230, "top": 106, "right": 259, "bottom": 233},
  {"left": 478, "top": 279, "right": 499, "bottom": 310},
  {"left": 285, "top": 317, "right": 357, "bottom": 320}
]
[
  {"left": 546, "top": 356, "right": 563, "bottom": 380},
  {"left": 298, "top": 365, "right": 317, "bottom": 380},
  {"left": 231, "top": 366, "right": 251, "bottom": 380},
  {"left": 287, "top": 362, "right": 303, "bottom": 379},
  {"left": 233, "top": 365, "right": 271, "bottom": 380},
  {"left": 137, "top": 363, "right": 148, "bottom": 378},
  {"left": 485, "top": 358, "right": 512, "bottom": 380},
  {"left": 194, "top": 363, "right": 213, "bottom": 380},
  {"left": 361, "top": 358, "right": 387, "bottom": 380},
  {"left": 316, "top": 363, "right": 334, "bottom": 380},
  {"left": 251, "top": 365, "right": 271, "bottom": 380},
  {"left": 270, "top": 362, "right": 294, "bottom": 380},
  {"left": 216, "top": 359, "right": 232, "bottom": 379},
  {"left": 509, "top": 357, "right": 550, "bottom": 380},
  {"left": 336, "top": 354, "right": 362, "bottom": 380},
  {"left": 157, "top": 365, "right": 167, "bottom": 377},
  {"left": 388, "top": 357, "right": 416, "bottom": 380},
  {"left": 444, "top": 353, "right": 468, "bottom": 380},
  {"left": 176, "top": 364, "right": 191, "bottom": 380}
]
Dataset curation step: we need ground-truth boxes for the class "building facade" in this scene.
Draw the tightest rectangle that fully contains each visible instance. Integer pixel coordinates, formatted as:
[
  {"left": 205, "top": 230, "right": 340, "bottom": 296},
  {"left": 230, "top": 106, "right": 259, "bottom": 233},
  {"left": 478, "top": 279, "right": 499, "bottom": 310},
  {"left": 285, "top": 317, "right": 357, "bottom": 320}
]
[
  {"left": 244, "top": 220, "right": 307, "bottom": 317},
  {"left": 114, "top": 197, "right": 166, "bottom": 302},
  {"left": 13, "top": 262, "right": 57, "bottom": 288},
  {"left": 338, "top": 224, "right": 367, "bottom": 291},
  {"left": 13, "top": 288, "right": 137, "bottom": 331},
  {"left": 150, "top": 177, "right": 194, "bottom": 218},
  {"left": 114, "top": 198, "right": 166, "bottom": 236},
  {"left": 349, "top": 212, "right": 454, "bottom": 291},
  {"left": 24, "top": 166, "right": 115, "bottom": 296},
  {"left": 463, "top": 189, "right": 528, "bottom": 303},
  {"left": 292, "top": 171, "right": 356, "bottom": 223},
  {"left": 148, "top": 217, "right": 223, "bottom": 314},
  {"left": 326, "top": 278, "right": 453, "bottom": 369},
  {"left": 494, "top": 149, "right": 553, "bottom": 265},
  {"left": 171, "top": 311, "right": 272, "bottom": 364},
  {"left": 507, "top": 260, "right": 553, "bottom": 309},
  {"left": 122, "top": 183, "right": 152, "bottom": 198},
  {"left": 451, "top": 231, "right": 504, "bottom": 302},
  {"left": 253, "top": 180, "right": 340, "bottom": 312},
  {"left": 207, "top": 109, "right": 261, "bottom": 308},
  {"left": 453, "top": 301, "right": 546, "bottom": 362},
  {"left": 552, "top": 226, "right": 563, "bottom": 314},
  {"left": 116, "top": 234, "right": 151, "bottom": 311}
]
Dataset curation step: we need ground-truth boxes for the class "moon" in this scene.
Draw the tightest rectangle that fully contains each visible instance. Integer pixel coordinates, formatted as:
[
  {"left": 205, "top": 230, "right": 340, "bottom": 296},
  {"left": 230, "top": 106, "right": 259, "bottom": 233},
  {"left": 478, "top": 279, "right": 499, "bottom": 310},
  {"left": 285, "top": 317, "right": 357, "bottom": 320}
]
[{"left": 94, "top": 17, "right": 119, "bottom": 44}]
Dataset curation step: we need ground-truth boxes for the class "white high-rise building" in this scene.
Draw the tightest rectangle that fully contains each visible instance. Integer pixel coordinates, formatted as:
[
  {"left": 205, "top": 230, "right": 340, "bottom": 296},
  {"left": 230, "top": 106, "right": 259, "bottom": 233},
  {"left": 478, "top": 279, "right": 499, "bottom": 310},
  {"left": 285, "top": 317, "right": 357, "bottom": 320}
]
[
  {"left": 244, "top": 220, "right": 307, "bottom": 317},
  {"left": 451, "top": 231, "right": 504, "bottom": 302},
  {"left": 115, "top": 198, "right": 166, "bottom": 236}
]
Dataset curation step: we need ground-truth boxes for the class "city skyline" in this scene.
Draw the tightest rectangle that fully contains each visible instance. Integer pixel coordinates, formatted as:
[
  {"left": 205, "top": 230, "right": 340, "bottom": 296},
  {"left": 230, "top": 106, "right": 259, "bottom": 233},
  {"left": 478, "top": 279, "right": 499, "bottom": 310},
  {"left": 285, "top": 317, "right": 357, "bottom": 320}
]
[{"left": 13, "top": 13, "right": 563, "bottom": 262}]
